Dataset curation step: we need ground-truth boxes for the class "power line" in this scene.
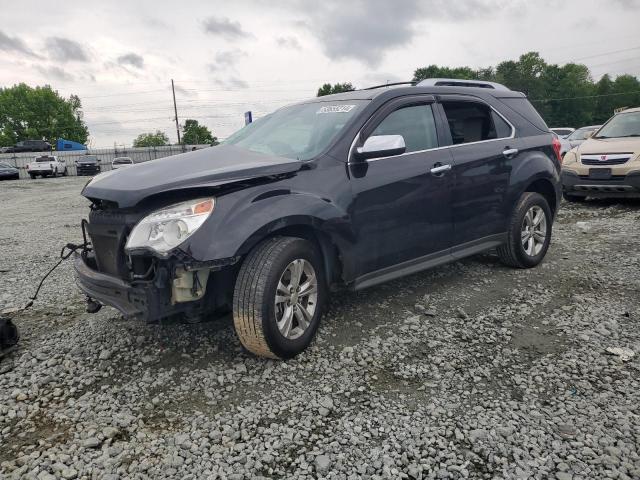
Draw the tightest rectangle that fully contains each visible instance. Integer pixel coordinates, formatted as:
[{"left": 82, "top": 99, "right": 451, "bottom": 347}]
[
  {"left": 557, "top": 46, "right": 640, "bottom": 64},
  {"left": 531, "top": 90, "right": 640, "bottom": 102},
  {"left": 588, "top": 56, "right": 640, "bottom": 70},
  {"left": 81, "top": 89, "right": 167, "bottom": 99}
]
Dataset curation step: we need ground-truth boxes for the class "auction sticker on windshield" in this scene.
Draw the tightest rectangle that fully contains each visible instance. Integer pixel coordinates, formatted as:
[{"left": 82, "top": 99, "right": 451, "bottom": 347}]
[{"left": 317, "top": 105, "right": 356, "bottom": 114}]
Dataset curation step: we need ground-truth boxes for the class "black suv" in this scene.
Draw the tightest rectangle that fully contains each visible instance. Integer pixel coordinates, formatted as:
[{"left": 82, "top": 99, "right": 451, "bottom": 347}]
[
  {"left": 74, "top": 79, "right": 561, "bottom": 359},
  {"left": 75, "top": 155, "right": 101, "bottom": 176}
]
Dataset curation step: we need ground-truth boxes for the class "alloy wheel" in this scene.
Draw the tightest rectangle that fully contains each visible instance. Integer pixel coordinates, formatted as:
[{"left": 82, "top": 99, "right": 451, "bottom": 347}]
[
  {"left": 274, "top": 259, "right": 318, "bottom": 340},
  {"left": 521, "top": 205, "right": 547, "bottom": 256}
]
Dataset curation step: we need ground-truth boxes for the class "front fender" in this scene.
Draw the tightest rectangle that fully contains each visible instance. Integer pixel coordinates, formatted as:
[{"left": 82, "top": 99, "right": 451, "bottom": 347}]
[{"left": 182, "top": 188, "right": 354, "bottom": 264}]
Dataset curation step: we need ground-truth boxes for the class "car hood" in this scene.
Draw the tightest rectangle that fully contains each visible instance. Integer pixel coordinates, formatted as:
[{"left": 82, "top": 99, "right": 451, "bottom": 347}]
[
  {"left": 577, "top": 137, "right": 640, "bottom": 155},
  {"left": 82, "top": 144, "right": 303, "bottom": 207}
]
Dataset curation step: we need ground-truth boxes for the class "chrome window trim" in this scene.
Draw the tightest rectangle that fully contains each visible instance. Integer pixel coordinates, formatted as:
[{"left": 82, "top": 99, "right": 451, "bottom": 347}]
[{"left": 347, "top": 102, "right": 516, "bottom": 164}]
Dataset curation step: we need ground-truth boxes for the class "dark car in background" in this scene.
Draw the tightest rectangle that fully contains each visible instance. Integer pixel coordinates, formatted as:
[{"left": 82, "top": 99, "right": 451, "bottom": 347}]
[
  {"left": 5, "top": 140, "right": 52, "bottom": 153},
  {"left": 0, "top": 162, "right": 19, "bottom": 180},
  {"left": 74, "top": 78, "right": 561, "bottom": 359},
  {"left": 75, "top": 155, "right": 101, "bottom": 176}
]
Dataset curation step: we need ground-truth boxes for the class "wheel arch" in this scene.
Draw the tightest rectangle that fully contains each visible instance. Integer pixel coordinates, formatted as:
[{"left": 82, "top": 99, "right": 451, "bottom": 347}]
[
  {"left": 508, "top": 150, "right": 561, "bottom": 219},
  {"left": 235, "top": 218, "right": 346, "bottom": 290},
  {"left": 524, "top": 177, "right": 558, "bottom": 216}
]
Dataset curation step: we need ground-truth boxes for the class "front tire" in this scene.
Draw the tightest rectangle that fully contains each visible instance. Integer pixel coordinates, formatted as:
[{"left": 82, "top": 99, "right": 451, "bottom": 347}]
[
  {"left": 497, "top": 192, "right": 552, "bottom": 268},
  {"left": 233, "top": 236, "right": 326, "bottom": 359},
  {"left": 29, "top": 173, "right": 36, "bottom": 179}
]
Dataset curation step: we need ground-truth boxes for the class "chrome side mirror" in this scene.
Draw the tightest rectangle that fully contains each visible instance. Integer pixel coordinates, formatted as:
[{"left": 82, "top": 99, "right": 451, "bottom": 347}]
[{"left": 354, "top": 135, "right": 406, "bottom": 161}]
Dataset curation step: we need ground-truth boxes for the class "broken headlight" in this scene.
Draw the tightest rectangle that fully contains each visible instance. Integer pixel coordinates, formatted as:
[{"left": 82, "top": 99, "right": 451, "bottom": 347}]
[{"left": 125, "top": 198, "right": 215, "bottom": 255}]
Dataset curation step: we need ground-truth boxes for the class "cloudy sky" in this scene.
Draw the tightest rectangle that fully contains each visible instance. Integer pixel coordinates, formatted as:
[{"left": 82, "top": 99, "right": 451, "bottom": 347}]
[{"left": 1, "top": 0, "right": 639, "bottom": 147}]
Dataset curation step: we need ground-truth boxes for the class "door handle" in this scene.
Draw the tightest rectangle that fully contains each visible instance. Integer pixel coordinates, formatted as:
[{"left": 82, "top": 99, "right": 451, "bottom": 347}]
[
  {"left": 503, "top": 148, "right": 519, "bottom": 159},
  {"left": 430, "top": 163, "right": 452, "bottom": 175}
]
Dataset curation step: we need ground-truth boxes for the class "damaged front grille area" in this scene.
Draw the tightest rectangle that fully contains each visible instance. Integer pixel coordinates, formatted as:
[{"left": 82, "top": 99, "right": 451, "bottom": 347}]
[{"left": 87, "top": 208, "right": 139, "bottom": 280}]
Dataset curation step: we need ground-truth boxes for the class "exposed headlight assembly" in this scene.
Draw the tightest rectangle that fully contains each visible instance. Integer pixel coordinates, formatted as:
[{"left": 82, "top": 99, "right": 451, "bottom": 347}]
[{"left": 125, "top": 198, "right": 215, "bottom": 255}]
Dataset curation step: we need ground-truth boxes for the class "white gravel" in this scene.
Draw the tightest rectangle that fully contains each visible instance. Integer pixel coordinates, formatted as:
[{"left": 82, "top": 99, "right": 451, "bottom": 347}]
[{"left": 1, "top": 177, "right": 639, "bottom": 479}]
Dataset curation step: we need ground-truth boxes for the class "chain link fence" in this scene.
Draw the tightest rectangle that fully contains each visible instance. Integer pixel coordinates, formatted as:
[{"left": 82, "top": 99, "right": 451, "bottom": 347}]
[{"left": 0, "top": 144, "right": 212, "bottom": 179}]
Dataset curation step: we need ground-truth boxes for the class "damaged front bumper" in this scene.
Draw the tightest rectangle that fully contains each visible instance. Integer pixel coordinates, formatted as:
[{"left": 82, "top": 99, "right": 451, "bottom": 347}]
[
  {"left": 74, "top": 250, "right": 239, "bottom": 322},
  {"left": 74, "top": 252, "right": 169, "bottom": 321}
]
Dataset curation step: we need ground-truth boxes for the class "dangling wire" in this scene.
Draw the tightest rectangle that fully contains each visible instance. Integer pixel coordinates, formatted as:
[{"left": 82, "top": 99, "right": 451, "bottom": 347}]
[{"left": 23, "top": 241, "right": 91, "bottom": 311}]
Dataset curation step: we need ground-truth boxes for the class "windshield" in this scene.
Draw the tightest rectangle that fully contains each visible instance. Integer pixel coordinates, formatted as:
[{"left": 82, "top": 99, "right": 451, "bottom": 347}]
[
  {"left": 81, "top": 156, "right": 98, "bottom": 163},
  {"left": 224, "top": 100, "right": 368, "bottom": 160},
  {"left": 113, "top": 158, "right": 132, "bottom": 164},
  {"left": 567, "top": 127, "right": 599, "bottom": 141},
  {"left": 0, "top": 163, "right": 12, "bottom": 168},
  {"left": 36, "top": 156, "right": 54, "bottom": 162},
  {"left": 595, "top": 112, "right": 640, "bottom": 138}
]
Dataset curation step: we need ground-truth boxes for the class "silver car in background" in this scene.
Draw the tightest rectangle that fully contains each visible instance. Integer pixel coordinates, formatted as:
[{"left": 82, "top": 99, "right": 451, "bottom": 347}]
[
  {"left": 551, "top": 132, "right": 572, "bottom": 158},
  {"left": 550, "top": 127, "right": 575, "bottom": 138},
  {"left": 566, "top": 125, "right": 601, "bottom": 149},
  {"left": 111, "top": 157, "right": 134, "bottom": 170}
]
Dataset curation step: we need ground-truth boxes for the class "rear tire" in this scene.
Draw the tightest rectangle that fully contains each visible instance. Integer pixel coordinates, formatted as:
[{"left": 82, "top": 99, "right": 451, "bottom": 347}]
[
  {"left": 233, "top": 236, "right": 326, "bottom": 359},
  {"left": 62, "top": 167, "right": 68, "bottom": 176},
  {"left": 29, "top": 173, "right": 36, "bottom": 179},
  {"left": 497, "top": 192, "right": 552, "bottom": 269},
  {"left": 563, "top": 192, "right": 587, "bottom": 203}
]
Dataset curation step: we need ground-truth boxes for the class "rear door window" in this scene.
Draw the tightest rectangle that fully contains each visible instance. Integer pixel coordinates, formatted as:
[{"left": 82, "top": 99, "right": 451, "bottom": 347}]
[
  {"left": 441, "top": 101, "right": 512, "bottom": 145},
  {"left": 370, "top": 104, "right": 439, "bottom": 153}
]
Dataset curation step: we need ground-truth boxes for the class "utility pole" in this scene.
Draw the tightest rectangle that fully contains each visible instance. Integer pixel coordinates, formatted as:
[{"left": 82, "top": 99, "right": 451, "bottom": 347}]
[{"left": 171, "top": 79, "right": 181, "bottom": 144}]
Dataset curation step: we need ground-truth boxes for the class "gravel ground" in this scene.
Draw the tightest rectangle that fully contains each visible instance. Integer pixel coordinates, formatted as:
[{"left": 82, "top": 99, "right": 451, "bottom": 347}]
[{"left": 0, "top": 176, "right": 639, "bottom": 480}]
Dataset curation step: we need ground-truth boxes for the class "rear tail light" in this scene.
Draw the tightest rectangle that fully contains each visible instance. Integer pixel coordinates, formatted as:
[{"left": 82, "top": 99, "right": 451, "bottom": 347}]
[{"left": 552, "top": 136, "right": 563, "bottom": 164}]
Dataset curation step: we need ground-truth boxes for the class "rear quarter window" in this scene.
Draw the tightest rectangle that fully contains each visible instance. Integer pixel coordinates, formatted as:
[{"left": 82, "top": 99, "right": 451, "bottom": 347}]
[{"left": 497, "top": 97, "right": 549, "bottom": 133}]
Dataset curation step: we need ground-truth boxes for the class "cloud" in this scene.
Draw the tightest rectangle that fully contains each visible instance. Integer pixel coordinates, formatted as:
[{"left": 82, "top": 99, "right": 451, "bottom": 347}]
[
  {"left": 276, "top": 36, "right": 301, "bottom": 50},
  {"left": 117, "top": 53, "right": 144, "bottom": 69},
  {"left": 36, "top": 65, "right": 74, "bottom": 82},
  {"left": 289, "top": 0, "right": 503, "bottom": 67},
  {"left": 45, "top": 37, "right": 90, "bottom": 62},
  {"left": 213, "top": 77, "right": 249, "bottom": 89},
  {"left": 202, "top": 16, "right": 251, "bottom": 40},
  {"left": 0, "top": 30, "right": 38, "bottom": 57},
  {"left": 208, "top": 49, "right": 247, "bottom": 72}
]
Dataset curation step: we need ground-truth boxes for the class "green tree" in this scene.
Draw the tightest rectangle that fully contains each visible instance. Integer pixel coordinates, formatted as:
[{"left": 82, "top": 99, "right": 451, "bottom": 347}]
[
  {"left": 537, "top": 62, "right": 594, "bottom": 126},
  {"left": 412, "top": 51, "right": 640, "bottom": 127},
  {"left": 316, "top": 82, "right": 355, "bottom": 97},
  {"left": 133, "top": 130, "right": 169, "bottom": 147},
  {"left": 181, "top": 119, "right": 218, "bottom": 145},
  {"left": 413, "top": 65, "right": 482, "bottom": 82},
  {"left": 0, "top": 83, "right": 89, "bottom": 147},
  {"left": 593, "top": 74, "right": 615, "bottom": 124}
]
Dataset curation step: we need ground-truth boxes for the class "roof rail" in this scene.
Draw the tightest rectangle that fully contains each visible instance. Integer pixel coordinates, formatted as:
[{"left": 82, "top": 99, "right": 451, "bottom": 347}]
[
  {"left": 417, "top": 78, "right": 510, "bottom": 91},
  {"left": 362, "top": 81, "right": 416, "bottom": 90}
]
